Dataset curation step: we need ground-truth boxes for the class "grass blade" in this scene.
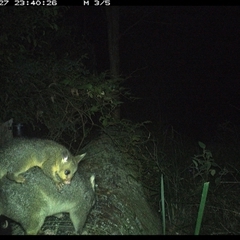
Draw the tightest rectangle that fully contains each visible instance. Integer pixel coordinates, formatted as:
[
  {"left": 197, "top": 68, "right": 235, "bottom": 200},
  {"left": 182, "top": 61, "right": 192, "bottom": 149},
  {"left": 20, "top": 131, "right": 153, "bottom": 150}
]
[
  {"left": 161, "top": 174, "right": 166, "bottom": 235},
  {"left": 194, "top": 181, "right": 210, "bottom": 235}
]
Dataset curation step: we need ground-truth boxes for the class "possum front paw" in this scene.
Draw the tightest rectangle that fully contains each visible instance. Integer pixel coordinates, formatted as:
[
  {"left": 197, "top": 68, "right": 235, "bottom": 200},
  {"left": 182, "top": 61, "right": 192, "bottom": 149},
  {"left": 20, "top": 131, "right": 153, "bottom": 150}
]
[
  {"left": 56, "top": 182, "right": 65, "bottom": 191},
  {"left": 7, "top": 172, "right": 25, "bottom": 183}
]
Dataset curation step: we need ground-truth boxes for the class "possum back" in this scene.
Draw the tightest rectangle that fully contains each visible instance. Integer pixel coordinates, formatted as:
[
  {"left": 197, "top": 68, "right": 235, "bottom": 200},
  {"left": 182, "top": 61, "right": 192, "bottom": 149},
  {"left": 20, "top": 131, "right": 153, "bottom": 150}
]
[{"left": 0, "top": 167, "right": 95, "bottom": 235}]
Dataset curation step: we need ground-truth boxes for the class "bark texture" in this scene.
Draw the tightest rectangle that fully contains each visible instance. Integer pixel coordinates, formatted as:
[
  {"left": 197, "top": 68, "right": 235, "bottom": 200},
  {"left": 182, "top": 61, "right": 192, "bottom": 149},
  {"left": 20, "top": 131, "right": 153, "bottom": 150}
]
[{"left": 80, "top": 129, "right": 161, "bottom": 234}]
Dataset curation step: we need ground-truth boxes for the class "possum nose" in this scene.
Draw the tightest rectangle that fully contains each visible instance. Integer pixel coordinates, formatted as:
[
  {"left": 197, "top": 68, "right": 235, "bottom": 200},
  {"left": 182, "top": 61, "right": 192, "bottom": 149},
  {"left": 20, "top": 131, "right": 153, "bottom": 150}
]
[{"left": 64, "top": 179, "right": 71, "bottom": 184}]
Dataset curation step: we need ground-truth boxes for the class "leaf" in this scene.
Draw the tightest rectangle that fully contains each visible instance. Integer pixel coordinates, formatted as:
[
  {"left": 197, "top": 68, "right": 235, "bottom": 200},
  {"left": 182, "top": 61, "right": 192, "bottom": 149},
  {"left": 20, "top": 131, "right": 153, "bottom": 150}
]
[
  {"left": 52, "top": 23, "right": 58, "bottom": 31},
  {"left": 102, "top": 118, "right": 108, "bottom": 127},
  {"left": 85, "top": 84, "right": 93, "bottom": 90},
  {"left": 205, "top": 151, "right": 213, "bottom": 159},
  {"left": 193, "top": 160, "right": 199, "bottom": 168},
  {"left": 90, "top": 106, "right": 98, "bottom": 112},
  {"left": 198, "top": 141, "right": 206, "bottom": 149},
  {"left": 205, "top": 161, "right": 211, "bottom": 171},
  {"left": 132, "top": 135, "right": 140, "bottom": 142},
  {"left": 210, "top": 169, "right": 216, "bottom": 176}
]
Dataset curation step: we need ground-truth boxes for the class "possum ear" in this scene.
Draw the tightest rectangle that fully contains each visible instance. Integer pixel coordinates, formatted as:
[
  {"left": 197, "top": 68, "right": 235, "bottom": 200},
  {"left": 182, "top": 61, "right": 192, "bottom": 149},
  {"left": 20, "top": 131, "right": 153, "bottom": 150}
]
[
  {"left": 61, "top": 151, "right": 69, "bottom": 163},
  {"left": 76, "top": 153, "right": 86, "bottom": 164}
]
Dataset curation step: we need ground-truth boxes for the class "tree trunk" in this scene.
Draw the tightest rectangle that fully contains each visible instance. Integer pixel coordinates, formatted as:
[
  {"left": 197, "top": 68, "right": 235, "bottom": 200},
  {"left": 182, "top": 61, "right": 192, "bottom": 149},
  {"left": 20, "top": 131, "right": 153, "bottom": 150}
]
[
  {"left": 106, "top": 7, "right": 121, "bottom": 120},
  {"left": 106, "top": 7, "right": 120, "bottom": 77}
]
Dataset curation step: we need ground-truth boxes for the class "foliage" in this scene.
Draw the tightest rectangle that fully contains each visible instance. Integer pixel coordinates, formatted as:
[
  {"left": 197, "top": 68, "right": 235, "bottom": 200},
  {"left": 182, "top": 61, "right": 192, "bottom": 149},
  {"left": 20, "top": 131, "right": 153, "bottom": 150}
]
[
  {"left": 0, "top": 7, "right": 134, "bottom": 148},
  {"left": 144, "top": 121, "right": 240, "bottom": 235},
  {"left": 102, "top": 119, "right": 151, "bottom": 155},
  {"left": 0, "top": 7, "right": 68, "bottom": 62},
  {"left": 191, "top": 141, "right": 219, "bottom": 183},
  {"left": 0, "top": 54, "right": 131, "bottom": 147},
  {"left": 191, "top": 141, "right": 230, "bottom": 186},
  {"left": 159, "top": 173, "right": 210, "bottom": 235}
]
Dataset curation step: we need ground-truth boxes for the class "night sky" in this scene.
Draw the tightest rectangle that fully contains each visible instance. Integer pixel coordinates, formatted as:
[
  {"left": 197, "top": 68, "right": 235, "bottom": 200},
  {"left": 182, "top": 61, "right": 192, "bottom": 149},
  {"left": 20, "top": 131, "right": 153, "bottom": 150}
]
[{"left": 73, "top": 6, "right": 240, "bottom": 141}]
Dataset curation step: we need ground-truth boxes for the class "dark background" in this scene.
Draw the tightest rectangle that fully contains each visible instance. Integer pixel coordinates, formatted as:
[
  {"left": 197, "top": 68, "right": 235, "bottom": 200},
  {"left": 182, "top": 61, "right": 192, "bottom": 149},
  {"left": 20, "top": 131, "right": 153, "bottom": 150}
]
[
  {"left": 66, "top": 6, "right": 240, "bottom": 141},
  {"left": 4, "top": 5, "right": 240, "bottom": 142}
]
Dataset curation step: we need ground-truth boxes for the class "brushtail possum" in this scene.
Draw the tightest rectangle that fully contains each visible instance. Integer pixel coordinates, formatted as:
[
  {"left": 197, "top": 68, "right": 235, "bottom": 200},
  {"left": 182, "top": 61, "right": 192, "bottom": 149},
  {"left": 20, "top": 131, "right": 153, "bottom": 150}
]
[
  {"left": 0, "top": 167, "right": 95, "bottom": 235},
  {"left": 0, "top": 138, "right": 86, "bottom": 188}
]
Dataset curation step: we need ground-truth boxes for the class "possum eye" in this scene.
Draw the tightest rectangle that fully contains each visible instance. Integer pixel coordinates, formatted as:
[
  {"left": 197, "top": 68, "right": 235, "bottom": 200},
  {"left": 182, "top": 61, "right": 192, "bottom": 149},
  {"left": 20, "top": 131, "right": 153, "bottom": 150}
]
[{"left": 64, "top": 170, "right": 70, "bottom": 176}]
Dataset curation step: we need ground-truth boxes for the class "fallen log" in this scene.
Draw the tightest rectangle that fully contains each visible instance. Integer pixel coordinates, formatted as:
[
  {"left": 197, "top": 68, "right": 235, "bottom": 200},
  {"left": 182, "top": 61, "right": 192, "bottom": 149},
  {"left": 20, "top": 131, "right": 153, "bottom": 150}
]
[{"left": 80, "top": 130, "right": 161, "bottom": 235}]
